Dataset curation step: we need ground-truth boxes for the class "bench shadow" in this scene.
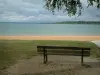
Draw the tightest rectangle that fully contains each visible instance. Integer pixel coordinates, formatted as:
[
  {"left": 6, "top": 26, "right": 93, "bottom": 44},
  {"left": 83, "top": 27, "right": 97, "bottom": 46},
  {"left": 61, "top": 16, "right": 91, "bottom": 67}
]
[
  {"left": 43, "top": 60, "right": 100, "bottom": 68},
  {"left": 22, "top": 68, "right": 79, "bottom": 75},
  {"left": 83, "top": 62, "right": 100, "bottom": 68}
]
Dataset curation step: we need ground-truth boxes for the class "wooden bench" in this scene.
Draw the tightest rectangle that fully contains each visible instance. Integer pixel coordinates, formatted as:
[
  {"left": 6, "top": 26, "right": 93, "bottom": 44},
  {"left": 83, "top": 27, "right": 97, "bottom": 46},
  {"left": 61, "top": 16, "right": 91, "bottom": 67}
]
[{"left": 37, "top": 46, "right": 90, "bottom": 65}]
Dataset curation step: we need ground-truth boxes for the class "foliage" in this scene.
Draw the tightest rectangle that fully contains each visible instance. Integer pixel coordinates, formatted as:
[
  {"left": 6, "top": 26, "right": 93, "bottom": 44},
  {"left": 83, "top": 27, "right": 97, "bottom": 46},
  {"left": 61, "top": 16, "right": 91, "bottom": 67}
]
[{"left": 44, "top": 0, "right": 100, "bottom": 16}]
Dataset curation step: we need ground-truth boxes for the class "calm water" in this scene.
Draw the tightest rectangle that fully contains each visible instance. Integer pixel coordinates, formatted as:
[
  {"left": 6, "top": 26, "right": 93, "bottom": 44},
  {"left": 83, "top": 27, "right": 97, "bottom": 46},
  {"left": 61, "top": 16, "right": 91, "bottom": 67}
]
[{"left": 0, "top": 22, "right": 100, "bottom": 36}]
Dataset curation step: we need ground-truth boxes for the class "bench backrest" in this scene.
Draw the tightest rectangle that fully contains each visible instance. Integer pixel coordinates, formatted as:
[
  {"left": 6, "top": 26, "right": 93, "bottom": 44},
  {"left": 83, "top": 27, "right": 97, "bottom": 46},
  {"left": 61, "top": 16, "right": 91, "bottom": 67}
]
[{"left": 37, "top": 46, "right": 90, "bottom": 56}]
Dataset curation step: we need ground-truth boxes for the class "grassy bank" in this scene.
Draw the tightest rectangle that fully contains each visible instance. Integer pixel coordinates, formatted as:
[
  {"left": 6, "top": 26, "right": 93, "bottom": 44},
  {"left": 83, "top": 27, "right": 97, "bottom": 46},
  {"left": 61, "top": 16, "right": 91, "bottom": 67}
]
[{"left": 0, "top": 40, "right": 100, "bottom": 70}]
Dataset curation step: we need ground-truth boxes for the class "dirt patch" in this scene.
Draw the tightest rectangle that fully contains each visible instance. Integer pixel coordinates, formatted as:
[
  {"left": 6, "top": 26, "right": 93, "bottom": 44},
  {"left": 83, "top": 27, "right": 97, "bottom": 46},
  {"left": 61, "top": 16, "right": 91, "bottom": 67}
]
[{"left": 4, "top": 55, "right": 100, "bottom": 75}]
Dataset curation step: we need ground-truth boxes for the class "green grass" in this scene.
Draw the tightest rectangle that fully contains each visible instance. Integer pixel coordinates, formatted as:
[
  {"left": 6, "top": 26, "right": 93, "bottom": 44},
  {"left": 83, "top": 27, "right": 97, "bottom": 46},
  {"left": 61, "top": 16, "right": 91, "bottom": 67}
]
[{"left": 0, "top": 40, "right": 100, "bottom": 70}]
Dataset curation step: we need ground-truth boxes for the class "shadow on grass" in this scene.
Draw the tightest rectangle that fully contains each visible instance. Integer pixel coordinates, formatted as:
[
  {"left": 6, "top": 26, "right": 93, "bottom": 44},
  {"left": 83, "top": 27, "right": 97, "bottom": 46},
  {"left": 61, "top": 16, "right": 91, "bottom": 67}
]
[{"left": 83, "top": 62, "right": 100, "bottom": 68}]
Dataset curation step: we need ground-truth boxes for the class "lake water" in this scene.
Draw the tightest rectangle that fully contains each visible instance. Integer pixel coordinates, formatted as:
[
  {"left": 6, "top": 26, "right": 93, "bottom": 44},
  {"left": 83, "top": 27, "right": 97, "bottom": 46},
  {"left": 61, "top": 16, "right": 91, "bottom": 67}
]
[{"left": 0, "top": 22, "right": 100, "bottom": 36}]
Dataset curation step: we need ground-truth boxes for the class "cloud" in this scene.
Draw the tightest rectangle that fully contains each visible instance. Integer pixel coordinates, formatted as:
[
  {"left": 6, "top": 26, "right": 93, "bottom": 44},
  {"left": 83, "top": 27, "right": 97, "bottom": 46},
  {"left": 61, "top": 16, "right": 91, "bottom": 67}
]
[{"left": 0, "top": 0, "right": 100, "bottom": 22}]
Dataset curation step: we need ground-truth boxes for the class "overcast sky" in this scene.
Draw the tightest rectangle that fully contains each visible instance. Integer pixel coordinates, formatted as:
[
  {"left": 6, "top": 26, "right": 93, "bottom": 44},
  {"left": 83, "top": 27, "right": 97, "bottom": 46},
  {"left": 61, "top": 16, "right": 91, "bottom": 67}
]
[{"left": 0, "top": 0, "right": 100, "bottom": 23}]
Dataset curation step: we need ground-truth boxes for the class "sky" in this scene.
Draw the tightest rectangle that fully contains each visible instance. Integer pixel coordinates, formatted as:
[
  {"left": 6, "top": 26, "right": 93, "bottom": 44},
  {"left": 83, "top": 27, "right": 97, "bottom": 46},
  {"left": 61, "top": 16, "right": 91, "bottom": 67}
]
[{"left": 0, "top": 0, "right": 100, "bottom": 23}]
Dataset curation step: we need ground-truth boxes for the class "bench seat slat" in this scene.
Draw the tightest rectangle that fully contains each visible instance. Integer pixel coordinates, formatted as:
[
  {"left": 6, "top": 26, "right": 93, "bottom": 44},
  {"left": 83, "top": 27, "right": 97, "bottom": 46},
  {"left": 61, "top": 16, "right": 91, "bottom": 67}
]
[
  {"left": 37, "top": 46, "right": 90, "bottom": 56},
  {"left": 37, "top": 46, "right": 90, "bottom": 50},
  {"left": 38, "top": 52, "right": 90, "bottom": 56}
]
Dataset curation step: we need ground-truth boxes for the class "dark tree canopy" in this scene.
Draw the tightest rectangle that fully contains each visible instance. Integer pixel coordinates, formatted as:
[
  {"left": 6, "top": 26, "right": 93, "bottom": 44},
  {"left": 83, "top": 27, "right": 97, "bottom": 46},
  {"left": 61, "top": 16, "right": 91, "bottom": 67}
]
[{"left": 44, "top": 0, "right": 100, "bottom": 16}]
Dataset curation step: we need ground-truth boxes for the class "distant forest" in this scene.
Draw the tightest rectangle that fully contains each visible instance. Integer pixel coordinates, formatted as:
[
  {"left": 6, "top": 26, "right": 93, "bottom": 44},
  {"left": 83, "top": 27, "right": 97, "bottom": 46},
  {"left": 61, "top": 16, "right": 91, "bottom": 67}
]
[{"left": 56, "top": 21, "right": 100, "bottom": 24}]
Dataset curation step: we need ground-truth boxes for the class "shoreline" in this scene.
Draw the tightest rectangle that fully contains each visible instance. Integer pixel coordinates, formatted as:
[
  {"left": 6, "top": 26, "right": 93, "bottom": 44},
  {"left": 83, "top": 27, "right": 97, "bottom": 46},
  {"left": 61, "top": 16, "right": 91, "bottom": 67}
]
[{"left": 0, "top": 36, "right": 100, "bottom": 41}]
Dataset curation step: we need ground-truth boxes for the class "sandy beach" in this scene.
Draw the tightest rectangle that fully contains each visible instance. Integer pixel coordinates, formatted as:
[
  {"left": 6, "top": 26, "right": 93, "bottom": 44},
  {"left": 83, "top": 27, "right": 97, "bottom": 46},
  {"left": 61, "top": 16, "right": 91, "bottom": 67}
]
[{"left": 0, "top": 36, "right": 100, "bottom": 41}]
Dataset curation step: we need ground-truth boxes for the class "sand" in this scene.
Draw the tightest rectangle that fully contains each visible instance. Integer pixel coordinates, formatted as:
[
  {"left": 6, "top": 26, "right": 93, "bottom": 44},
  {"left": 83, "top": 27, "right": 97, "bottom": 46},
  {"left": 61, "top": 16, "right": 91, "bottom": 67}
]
[{"left": 0, "top": 36, "right": 100, "bottom": 41}]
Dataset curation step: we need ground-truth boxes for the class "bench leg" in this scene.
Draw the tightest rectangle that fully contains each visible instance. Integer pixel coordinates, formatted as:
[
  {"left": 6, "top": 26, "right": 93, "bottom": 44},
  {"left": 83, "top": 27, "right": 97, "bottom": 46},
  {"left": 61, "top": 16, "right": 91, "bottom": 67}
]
[
  {"left": 44, "top": 55, "right": 47, "bottom": 64},
  {"left": 43, "top": 48, "right": 47, "bottom": 64},
  {"left": 44, "top": 53, "right": 46, "bottom": 64},
  {"left": 81, "top": 49, "right": 84, "bottom": 65},
  {"left": 43, "top": 48, "right": 46, "bottom": 64},
  {"left": 45, "top": 52, "right": 48, "bottom": 63}
]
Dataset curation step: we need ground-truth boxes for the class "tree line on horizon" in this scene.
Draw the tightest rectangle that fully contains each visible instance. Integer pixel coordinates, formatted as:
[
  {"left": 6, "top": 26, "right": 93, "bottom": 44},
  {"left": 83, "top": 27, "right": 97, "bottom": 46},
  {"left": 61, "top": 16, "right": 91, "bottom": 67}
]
[{"left": 56, "top": 21, "right": 100, "bottom": 24}]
